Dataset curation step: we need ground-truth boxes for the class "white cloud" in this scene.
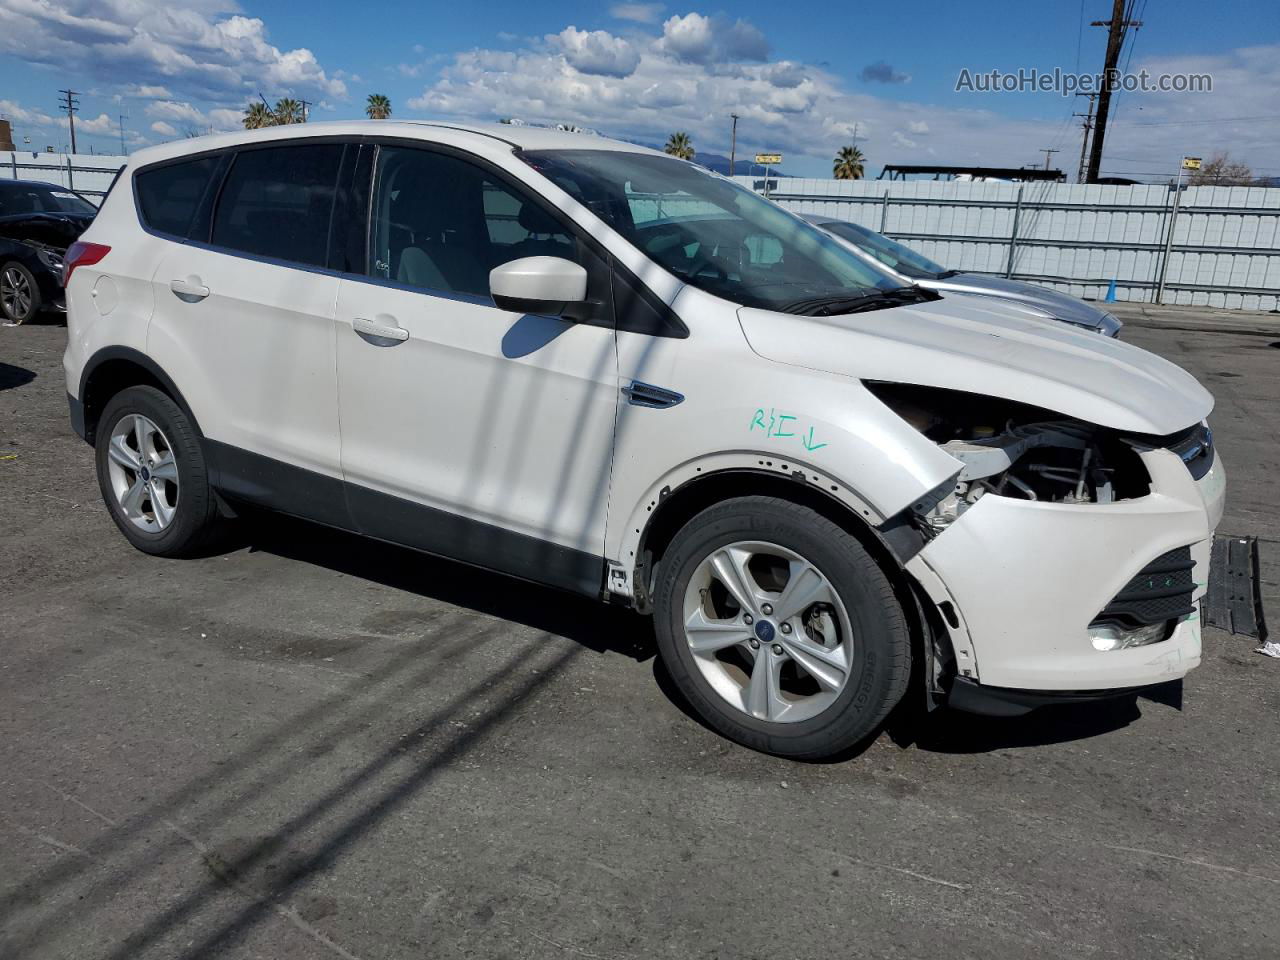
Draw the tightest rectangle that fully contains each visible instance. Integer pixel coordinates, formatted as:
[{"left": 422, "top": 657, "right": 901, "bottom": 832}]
[
  {"left": 76, "top": 112, "right": 116, "bottom": 135},
  {"left": 208, "top": 107, "right": 244, "bottom": 130},
  {"left": 659, "top": 12, "right": 767, "bottom": 64},
  {"left": 660, "top": 12, "right": 712, "bottom": 62},
  {"left": 907, "top": 120, "right": 930, "bottom": 134},
  {"left": 610, "top": 2, "right": 663, "bottom": 23},
  {"left": 0, "top": 98, "right": 57, "bottom": 126},
  {"left": 150, "top": 120, "right": 178, "bottom": 136},
  {"left": 0, "top": 1, "right": 346, "bottom": 103},
  {"left": 146, "top": 99, "right": 207, "bottom": 125},
  {"left": 553, "top": 26, "right": 640, "bottom": 78}
]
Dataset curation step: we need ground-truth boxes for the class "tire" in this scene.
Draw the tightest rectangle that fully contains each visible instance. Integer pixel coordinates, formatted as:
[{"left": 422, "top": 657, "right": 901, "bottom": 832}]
[
  {"left": 653, "top": 496, "right": 911, "bottom": 760},
  {"left": 94, "top": 385, "right": 227, "bottom": 557},
  {"left": 1, "top": 262, "right": 42, "bottom": 325}
]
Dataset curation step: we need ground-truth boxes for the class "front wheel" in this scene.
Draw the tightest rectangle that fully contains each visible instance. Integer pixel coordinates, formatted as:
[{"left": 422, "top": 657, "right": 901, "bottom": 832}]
[
  {"left": 653, "top": 496, "right": 911, "bottom": 759},
  {"left": 95, "top": 385, "right": 227, "bottom": 557}
]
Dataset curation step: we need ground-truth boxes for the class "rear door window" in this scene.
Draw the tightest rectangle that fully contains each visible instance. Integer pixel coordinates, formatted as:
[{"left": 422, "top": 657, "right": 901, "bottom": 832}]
[
  {"left": 211, "top": 144, "right": 344, "bottom": 268},
  {"left": 135, "top": 156, "right": 221, "bottom": 238}
]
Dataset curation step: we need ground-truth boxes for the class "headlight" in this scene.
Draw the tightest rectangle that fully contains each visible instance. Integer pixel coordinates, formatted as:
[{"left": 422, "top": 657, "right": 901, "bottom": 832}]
[{"left": 35, "top": 246, "right": 66, "bottom": 280}]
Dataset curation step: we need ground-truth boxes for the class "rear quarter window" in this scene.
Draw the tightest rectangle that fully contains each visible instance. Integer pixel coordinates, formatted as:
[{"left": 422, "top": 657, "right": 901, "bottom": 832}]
[{"left": 135, "top": 156, "right": 221, "bottom": 238}]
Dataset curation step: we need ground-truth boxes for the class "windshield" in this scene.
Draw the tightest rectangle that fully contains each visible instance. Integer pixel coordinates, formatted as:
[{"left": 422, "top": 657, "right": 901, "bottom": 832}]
[
  {"left": 816, "top": 220, "right": 947, "bottom": 281},
  {"left": 0, "top": 185, "right": 97, "bottom": 217},
  {"left": 522, "top": 150, "right": 907, "bottom": 312}
]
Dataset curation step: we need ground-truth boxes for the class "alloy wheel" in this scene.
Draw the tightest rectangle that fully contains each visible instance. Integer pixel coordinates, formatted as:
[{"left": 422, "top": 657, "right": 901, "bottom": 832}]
[
  {"left": 105, "top": 414, "right": 180, "bottom": 532},
  {"left": 1, "top": 266, "right": 33, "bottom": 323},
  {"left": 682, "top": 540, "right": 854, "bottom": 723}
]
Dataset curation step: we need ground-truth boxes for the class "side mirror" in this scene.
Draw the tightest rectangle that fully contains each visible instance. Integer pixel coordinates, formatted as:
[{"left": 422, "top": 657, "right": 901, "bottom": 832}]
[{"left": 490, "top": 256, "right": 588, "bottom": 317}]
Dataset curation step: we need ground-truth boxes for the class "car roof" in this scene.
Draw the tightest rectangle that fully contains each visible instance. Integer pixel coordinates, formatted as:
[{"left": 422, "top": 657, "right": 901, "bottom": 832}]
[
  {"left": 126, "top": 120, "right": 662, "bottom": 168},
  {"left": 0, "top": 179, "right": 68, "bottom": 191}
]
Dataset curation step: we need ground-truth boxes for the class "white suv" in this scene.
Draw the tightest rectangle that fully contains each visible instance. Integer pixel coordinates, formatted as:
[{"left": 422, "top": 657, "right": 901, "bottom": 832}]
[{"left": 63, "top": 122, "right": 1225, "bottom": 758}]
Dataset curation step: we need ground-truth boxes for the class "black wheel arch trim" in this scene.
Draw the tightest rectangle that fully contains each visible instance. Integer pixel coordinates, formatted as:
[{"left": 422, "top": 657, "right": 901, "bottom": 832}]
[
  {"left": 76, "top": 346, "right": 204, "bottom": 444},
  {"left": 633, "top": 466, "right": 909, "bottom": 605}
]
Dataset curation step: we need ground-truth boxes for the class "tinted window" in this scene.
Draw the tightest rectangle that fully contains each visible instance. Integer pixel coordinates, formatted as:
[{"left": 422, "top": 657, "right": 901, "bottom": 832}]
[
  {"left": 368, "top": 146, "right": 579, "bottom": 298},
  {"left": 136, "top": 156, "right": 220, "bottom": 238},
  {"left": 0, "top": 185, "right": 96, "bottom": 216},
  {"left": 212, "top": 144, "right": 343, "bottom": 267}
]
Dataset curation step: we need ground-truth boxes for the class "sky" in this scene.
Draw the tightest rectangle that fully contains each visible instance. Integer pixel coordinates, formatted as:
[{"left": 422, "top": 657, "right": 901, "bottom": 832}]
[{"left": 1, "top": 0, "right": 1277, "bottom": 181}]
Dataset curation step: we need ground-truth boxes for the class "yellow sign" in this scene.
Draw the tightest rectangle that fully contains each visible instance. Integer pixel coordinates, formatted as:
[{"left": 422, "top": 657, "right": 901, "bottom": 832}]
[
  {"left": 754, "top": 153, "right": 783, "bottom": 165},
  {"left": 1182, "top": 156, "right": 1202, "bottom": 170}
]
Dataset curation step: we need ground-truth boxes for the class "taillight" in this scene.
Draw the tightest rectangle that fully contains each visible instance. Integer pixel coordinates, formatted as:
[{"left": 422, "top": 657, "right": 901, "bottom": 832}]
[{"left": 63, "top": 241, "right": 111, "bottom": 288}]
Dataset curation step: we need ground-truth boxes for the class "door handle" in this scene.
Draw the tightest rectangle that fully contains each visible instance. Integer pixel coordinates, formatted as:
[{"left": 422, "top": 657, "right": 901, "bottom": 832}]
[
  {"left": 622, "top": 381, "right": 684, "bottom": 409},
  {"left": 169, "top": 276, "right": 209, "bottom": 303},
  {"left": 353, "top": 316, "right": 409, "bottom": 346}
]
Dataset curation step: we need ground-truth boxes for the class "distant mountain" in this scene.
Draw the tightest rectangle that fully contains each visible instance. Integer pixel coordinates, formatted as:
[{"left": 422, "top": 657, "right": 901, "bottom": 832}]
[{"left": 623, "top": 139, "right": 792, "bottom": 178}]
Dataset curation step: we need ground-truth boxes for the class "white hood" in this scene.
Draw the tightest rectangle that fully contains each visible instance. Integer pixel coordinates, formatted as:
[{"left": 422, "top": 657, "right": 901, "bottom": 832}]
[{"left": 737, "top": 295, "right": 1213, "bottom": 435}]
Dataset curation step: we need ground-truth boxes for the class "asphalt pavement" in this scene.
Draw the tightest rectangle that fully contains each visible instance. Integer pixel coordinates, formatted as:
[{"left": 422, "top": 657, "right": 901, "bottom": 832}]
[{"left": 1, "top": 308, "right": 1278, "bottom": 960}]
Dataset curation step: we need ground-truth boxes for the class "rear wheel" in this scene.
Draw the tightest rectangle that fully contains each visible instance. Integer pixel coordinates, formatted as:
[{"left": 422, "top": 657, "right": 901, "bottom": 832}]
[
  {"left": 653, "top": 496, "right": 911, "bottom": 759},
  {"left": 1, "top": 262, "right": 41, "bottom": 325},
  {"left": 95, "top": 386, "right": 227, "bottom": 556}
]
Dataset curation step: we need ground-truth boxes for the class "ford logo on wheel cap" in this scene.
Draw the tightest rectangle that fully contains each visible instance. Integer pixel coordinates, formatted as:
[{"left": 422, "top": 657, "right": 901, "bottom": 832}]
[{"left": 754, "top": 620, "right": 775, "bottom": 643}]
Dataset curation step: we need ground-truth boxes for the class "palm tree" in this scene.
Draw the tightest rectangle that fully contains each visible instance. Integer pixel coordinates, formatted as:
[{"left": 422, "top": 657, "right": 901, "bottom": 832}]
[
  {"left": 366, "top": 94, "right": 392, "bottom": 120},
  {"left": 833, "top": 145, "right": 866, "bottom": 180},
  {"left": 243, "top": 102, "right": 274, "bottom": 129},
  {"left": 274, "top": 98, "right": 304, "bottom": 124},
  {"left": 664, "top": 131, "right": 694, "bottom": 160}
]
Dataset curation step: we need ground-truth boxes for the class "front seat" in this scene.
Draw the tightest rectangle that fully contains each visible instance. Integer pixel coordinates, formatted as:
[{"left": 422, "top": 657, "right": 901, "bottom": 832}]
[{"left": 397, "top": 246, "right": 448, "bottom": 290}]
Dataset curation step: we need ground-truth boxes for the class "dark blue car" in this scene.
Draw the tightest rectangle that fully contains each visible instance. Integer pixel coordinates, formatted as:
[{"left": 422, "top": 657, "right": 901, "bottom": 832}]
[{"left": 0, "top": 179, "right": 97, "bottom": 325}]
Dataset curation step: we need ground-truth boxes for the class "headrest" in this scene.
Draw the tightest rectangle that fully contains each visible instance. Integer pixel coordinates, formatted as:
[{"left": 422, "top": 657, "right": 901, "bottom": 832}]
[{"left": 517, "top": 202, "right": 560, "bottom": 236}]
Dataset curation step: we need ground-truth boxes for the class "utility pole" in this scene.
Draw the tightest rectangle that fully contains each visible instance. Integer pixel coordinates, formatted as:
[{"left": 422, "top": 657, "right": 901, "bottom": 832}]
[
  {"left": 58, "top": 88, "right": 79, "bottom": 155},
  {"left": 298, "top": 99, "right": 311, "bottom": 123},
  {"left": 1040, "top": 147, "right": 1060, "bottom": 171},
  {"left": 729, "top": 113, "right": 740, "bottom": 177},
  {"left": 1085, "top": 0, "right": 1142, "bottom": 183},
  {"left": 118, "top": 111, "right": 128, "bottom": 155},
  {"left": 1074, "top": 93, "right": 1096, "bottom": 183}
]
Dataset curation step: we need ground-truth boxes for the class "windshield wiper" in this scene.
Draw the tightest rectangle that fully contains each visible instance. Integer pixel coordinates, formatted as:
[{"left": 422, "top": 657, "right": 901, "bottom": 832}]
[{"left": 781, "top": 286, "right": 939, "bottom": 317}]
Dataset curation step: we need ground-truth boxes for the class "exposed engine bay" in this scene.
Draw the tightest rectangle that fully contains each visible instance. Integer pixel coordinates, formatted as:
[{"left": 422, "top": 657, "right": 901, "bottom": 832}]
[{"left": 865, "top": 382, "right": 1152, "bottom": 532}]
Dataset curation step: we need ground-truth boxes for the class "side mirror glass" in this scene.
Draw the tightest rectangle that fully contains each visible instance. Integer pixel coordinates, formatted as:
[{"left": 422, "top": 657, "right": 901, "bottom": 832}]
[{"left": 489, "top": 256, "right": 588, "bottom": 317}]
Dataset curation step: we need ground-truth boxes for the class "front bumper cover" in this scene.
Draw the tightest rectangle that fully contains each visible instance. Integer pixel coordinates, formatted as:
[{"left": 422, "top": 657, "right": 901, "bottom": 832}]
[{"left": 913, "top": 445, "right": 1225, "bottom": 692}]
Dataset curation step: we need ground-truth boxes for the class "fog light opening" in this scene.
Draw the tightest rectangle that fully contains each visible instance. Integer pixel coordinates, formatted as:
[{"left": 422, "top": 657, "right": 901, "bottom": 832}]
[{"left": 1089, "top": 620, "right": 1172, "bottom": 652}]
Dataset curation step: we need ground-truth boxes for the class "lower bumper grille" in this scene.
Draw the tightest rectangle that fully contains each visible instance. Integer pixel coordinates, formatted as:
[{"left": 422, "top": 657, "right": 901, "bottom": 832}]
[{"left": 1093, "top": 546, "right": 1195, "bottom": 627}]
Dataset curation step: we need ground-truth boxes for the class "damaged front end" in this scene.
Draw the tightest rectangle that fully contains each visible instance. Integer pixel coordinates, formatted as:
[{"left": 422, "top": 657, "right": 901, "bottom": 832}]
[
  {"left": 869, "top": 383, "right": 1154, "bottom": 533},
  {"left": 867, "top": 381, "right": 1223, "bottom": 704}
]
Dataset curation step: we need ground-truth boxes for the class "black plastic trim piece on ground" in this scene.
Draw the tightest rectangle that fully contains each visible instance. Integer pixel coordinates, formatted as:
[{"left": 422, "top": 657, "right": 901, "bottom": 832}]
[
  {"left": 1205, "top": 535, "right": 1268, "bottom": 640},
  {"left": 946, "top": 676, "right": 1144, "bottom": 718}
]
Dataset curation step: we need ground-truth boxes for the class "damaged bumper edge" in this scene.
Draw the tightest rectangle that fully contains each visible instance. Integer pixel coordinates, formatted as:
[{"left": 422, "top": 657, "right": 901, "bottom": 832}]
[{"left": 915, "top": 447, "right": 1225, "bottom": 693}]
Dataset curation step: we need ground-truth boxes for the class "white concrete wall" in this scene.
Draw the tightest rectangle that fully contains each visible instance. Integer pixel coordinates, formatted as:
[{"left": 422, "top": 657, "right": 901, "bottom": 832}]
[{"left": 741, "top": 176, "right": 1280, "bottom": 311}]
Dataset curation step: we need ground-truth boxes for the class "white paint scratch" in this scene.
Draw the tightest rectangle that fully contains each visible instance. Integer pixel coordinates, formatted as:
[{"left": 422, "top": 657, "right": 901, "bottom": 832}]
[
  {"left": 35, "top": 779, "right": 120, "bottom": 827},
  {"left": 162, "top": 819, "right": 366, "bottom": 960},
  {"left": 7, "top": 820, "right": 89, "bottom": 857},
  {"left": 1093, "top": 841, "right": 1280, "bottom": 885}
]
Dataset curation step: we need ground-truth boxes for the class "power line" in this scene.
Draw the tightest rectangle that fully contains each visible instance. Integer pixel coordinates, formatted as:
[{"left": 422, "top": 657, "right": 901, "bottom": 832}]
[
  {"left": 1039, "top": 147, "right": 1061, "bottom": 170},
  {"left": 1120, "top": 114, "right": 1280, "bottom": 126}
]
